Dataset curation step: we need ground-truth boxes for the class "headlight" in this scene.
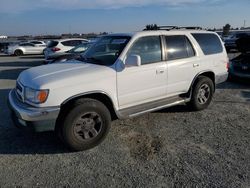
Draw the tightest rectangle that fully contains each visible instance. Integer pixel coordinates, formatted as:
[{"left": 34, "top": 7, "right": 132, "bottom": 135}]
[{"left": 25, "top": 87, "right": 49, "bottom": 104}]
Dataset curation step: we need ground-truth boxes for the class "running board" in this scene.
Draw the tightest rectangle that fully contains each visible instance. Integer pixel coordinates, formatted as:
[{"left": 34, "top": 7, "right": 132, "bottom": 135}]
[{"left": 118, "top": 96, "right": 190, "bottom": 119}]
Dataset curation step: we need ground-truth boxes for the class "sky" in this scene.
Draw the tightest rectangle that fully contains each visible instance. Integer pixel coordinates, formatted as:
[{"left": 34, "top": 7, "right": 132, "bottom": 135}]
[{"left": 0, "top": 0, "right": 249, "bottom": 36}]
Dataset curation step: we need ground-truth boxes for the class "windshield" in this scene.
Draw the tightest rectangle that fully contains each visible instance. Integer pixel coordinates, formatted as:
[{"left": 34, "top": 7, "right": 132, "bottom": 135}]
[{"left": 81, "top": 36, "right": 131, "bottom": 66}]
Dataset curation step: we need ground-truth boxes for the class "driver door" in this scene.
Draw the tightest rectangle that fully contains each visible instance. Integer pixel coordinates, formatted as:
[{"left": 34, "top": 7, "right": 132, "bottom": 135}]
[{"left": 117, "top": 36, "right": 168, "bottom": 109}]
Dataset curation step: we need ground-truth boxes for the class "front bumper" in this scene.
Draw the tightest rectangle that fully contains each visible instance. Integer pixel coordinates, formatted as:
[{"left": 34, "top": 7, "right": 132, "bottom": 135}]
[
  {"left": 215, "top": 72, "right": 228, "bottom": 84},
  {"left": 8, "top": 89, "right": 60, "bottom": 132}
]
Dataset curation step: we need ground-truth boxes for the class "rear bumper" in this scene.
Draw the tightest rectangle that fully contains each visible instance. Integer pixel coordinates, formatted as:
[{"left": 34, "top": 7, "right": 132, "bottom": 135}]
[
  {"left": 215, "top": 72, "right": 228, "bottom": 84},
  {"left": 8, "top": 89, "right": 60, "bottom": 132}
]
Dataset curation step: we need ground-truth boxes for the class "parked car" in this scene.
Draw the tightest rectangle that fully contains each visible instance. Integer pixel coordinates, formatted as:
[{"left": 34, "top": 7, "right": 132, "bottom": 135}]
[
  {"left": 8, "top": 29, "right": 228, "bottom": 151},
  {"left": 44, "top": 42, "right": 93, "bottom": 64},
  {"left": 228, "top": 36, "right": 250, "bottom": 80},
  {"left": 6, "top": 42, "right": 46, "bottom": 56},
  {"left": 44, "top": 38, "right": 89, "bottom": 59},
  {"left": 224, "top": 32, "right": 250, "bottom": 52}
]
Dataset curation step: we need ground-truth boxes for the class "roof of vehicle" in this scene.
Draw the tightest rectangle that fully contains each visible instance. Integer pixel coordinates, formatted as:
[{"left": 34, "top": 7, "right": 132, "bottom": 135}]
[
  {"left": 51, "top": 38, "right": 89, "bottom": 42},
  {"left": 107, "top": 29, "right": 217, "bottom": 38}
]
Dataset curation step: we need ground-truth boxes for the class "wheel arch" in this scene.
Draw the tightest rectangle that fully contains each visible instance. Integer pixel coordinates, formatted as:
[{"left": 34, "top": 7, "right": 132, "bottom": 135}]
[
  {"left": 59, "top": 91, "right": 119, "bottom": 121},
  {"left": 188, "top": 71, "right": 216, "bottom": 97},
  {"left": 14, "top": 48, "right": 24, "bottom": 55}
]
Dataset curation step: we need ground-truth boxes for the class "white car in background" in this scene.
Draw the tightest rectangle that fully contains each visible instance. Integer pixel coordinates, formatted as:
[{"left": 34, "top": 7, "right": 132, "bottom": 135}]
[
  {"left": 6, "top": 42, "right": 46, "bottom": 56},
  {"left": 44, "top": 38, "right": 89, "bottom": 59}
]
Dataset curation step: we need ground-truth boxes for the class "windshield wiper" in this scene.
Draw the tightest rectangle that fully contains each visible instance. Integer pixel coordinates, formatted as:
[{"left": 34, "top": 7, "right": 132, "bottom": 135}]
[
  {"left": 81, "top": 56, "right": 103, "bottom": 64},
  {"left": 89, "top": 57, "right": 102, "bottom": 62}
]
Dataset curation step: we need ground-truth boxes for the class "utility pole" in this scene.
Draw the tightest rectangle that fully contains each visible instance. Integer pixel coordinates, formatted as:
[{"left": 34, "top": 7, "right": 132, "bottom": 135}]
[{"left": 244, "top": 20, "right": 246, "bottom": 28}]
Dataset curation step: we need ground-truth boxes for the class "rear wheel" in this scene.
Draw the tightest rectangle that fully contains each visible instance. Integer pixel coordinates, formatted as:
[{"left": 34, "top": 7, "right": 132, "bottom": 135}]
[
  {"left": 188, "top": 76, "right": 214, "bottom": 111},
  {"left": 59, "top": 98, "right": 111, "bottom": 151},
  {"left": 14, "top": 50, "right": 23, "bottom": 56}
]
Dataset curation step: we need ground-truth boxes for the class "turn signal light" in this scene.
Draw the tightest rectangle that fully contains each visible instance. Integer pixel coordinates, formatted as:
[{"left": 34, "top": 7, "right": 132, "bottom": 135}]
[{"left": 37, "top": 90, "right": 49, "bottom": 103}]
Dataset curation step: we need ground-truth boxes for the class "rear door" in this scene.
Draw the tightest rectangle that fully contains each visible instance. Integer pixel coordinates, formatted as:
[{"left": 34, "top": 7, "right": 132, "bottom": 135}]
[
  {"left": 164, "top": 35, "right": 200, "bottom": 96},
  {"left": 23, "top": 43, "right": 37, "bottom": 54}
]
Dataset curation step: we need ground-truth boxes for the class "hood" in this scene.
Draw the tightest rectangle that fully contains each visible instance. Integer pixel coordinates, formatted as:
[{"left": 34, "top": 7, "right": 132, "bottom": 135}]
[
  {"left": 48, "top": 52, "right": 77, "bottom": 60},
  {"left": 18, "top": 59, "right": 115, "bottom": 89},
  {"left": 48, "top": 52, "right": 69, "bottom": 58}
]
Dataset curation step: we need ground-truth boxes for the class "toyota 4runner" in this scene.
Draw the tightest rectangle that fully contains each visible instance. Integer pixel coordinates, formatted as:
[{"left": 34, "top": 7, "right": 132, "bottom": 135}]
[{"left": 8, "top": 28, "right": 229, "bottom": 151}]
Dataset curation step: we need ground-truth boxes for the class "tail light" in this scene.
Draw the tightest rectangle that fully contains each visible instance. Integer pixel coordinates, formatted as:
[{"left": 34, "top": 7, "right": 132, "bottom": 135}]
[
  {"left": 226, "top": 61, "right": 230, "bottom": 70},
  {"left": 52, "top": 47, "right": 61, "bottom": 52},
  {"left": 225, "top": 57, "right": 230, "bottom": 71}
]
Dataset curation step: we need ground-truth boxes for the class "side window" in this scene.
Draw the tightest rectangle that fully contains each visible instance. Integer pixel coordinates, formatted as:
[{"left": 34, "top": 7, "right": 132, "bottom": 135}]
[
  {"left": 165, "top": 35, "right": 195, "bottom": 61},
  {"left": 127, "top": 36, "right": 162, "bottom": 65},
  {"left": 62, "top": 40, "right": 80, "bottom": 47},
  {"left": 192, "top": 33, "right": 223, "bottom": 55},
  {"left": 20, "top": 43, "right": 34, "bottom": 47},
  {"left": 72, "top": 40, "right": 82, "bottom": 46}
]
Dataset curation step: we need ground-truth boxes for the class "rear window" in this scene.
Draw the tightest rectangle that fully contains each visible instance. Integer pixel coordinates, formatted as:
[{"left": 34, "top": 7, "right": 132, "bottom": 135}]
[
  {"left": 47, "top": 41, "right": 59, "bottom": 48},
  {"left": 192, "top": 33, "right": 223, "bottom": 55}
]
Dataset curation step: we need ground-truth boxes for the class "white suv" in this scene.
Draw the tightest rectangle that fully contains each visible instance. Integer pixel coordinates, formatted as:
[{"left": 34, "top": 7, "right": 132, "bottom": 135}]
[
  {"left": 44, "top": 38, "right": 89, "bottom": 59},
  {"left": 8, "top": 28, "right": 228, "bottom": 151}
]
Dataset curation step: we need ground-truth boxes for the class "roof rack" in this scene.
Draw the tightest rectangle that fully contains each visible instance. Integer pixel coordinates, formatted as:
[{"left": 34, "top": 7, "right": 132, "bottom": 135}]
[
  {"left": 157, "top": 26, "right": 180, "bottom": 30},
  {"left": 143, "top": 25, "right": 203, "bottom": 31},
  {"left": 179, "top": 26, "right": 203, "bottom": 30}
]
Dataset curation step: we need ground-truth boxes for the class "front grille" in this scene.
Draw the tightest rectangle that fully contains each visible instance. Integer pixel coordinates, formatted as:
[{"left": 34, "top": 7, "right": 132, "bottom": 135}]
[
  {"left": 16, "top": 81, "right": 24, "bottom": 102},
  {"left": 16, "top": 82, "right": 23, "bottom": 93}
]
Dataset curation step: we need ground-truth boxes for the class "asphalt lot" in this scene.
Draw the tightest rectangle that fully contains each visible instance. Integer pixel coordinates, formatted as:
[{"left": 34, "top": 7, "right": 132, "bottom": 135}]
[{"left": 0, "top": 53, "right": 249, "bottom": 187}]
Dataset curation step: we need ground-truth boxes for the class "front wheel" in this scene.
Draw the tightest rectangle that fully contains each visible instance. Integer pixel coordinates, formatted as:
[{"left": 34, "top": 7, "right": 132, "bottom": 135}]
[
  {"left": 14, "top": 50, "right": 23, "bottom": 56},
  {"left": 188, "top": 76, "right": 214, "bottom": 111},
  {"left": 60, "top": 98, "right": 111, "bottom": 151}
]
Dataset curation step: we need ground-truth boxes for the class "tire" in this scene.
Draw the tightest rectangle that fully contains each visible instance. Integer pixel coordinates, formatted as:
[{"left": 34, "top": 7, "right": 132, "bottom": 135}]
[
  {"left": 60, "top": 98, "right": 111, "bottom": 151},
  {"left": 14, "top": 50, "right": 23, "bottom": 56},
  {"left": 188, "top": 76, "right": 214, "bottom": 111}
]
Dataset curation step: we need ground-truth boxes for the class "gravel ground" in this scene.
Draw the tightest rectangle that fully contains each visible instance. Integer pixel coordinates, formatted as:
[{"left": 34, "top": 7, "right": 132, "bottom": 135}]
[{"left": 0, "top": 54, "right": 249, "bottom": 187}]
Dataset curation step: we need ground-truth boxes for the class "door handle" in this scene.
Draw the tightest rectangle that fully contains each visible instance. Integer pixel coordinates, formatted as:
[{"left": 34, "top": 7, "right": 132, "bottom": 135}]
[
  {"left": 156, "top": 69, "right": 165, "bottom": 74},
  {"left": 193, "top": 63, "right": 199, "bottom": 67}
]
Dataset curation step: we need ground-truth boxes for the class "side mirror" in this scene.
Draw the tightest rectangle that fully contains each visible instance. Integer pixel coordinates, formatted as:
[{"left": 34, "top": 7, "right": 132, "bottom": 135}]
[{"left": 125, "top": 55, "right": 141, "bottom": 67}]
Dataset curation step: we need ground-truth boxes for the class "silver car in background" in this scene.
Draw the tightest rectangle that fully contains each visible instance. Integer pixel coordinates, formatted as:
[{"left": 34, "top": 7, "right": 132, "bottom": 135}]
[{"left": 6, "top": 42, "right": 46, "bottom": 56}]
